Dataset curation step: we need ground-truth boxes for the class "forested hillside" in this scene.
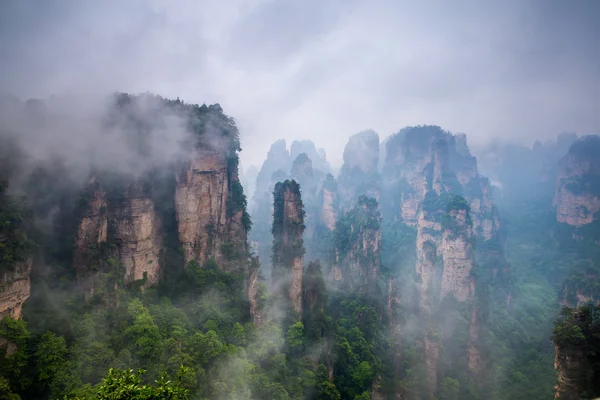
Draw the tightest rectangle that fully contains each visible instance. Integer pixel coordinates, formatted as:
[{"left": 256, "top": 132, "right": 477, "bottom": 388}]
[{"left": 0, "top": 94, "right": 599, "bottom": 400}]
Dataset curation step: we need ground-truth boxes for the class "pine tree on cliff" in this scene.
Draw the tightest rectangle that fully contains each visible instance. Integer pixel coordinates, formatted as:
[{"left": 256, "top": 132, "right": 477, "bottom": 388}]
[{"left": 271, "top": 179, "right": 306, "bottom": 322}]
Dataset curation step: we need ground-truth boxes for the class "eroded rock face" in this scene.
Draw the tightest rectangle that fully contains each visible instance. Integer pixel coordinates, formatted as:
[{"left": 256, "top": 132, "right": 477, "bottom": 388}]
[
  {"left": 440, "top": 208, "right": 475, "bottom": 302},
  {"left": 321, "top": 186, "right": 337, "bottom": 231},
  {"left": 413, "top": 200, "right": 479, "bottom": 391},
  {"left": 271, "top": 180, "right": 305, "bottom": 320},
  {"left": 553, "top": 135, "right": 600, "bottom": 227},
  {"left": 381, "top": 127, "right": 498, "bottom": 396},
  {"left": 113, "top": 194, "right": 162, "bottom": 285},
  {"left": 247, "top": 257, "right": 263, "bottom": 327},
  {"left": 553, "top": 344, "right": 588, "bottom": 400},
  {"left": 383, "top": 126, "right": 499, "bottom": 238},
  {"left": 0, "top": 258, "right": 32, "bottom": 319},
  {"left": 74, "top": 179, "right": 163, "bottom": 291},
  {"left": 74, "top": 146, "right": 248, "bottom": 293},
  {"left": 176, "top": 150, "right": 229, "bottom": 266}
]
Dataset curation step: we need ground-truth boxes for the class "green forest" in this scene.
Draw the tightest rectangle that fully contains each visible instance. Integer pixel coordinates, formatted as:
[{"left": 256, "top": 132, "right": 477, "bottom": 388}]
[{"left": 0, "top": 94, "right": 599, "bottom": 400}]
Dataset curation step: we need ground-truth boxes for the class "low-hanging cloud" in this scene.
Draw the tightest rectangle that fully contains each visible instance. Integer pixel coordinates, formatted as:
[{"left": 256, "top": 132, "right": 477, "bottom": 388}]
[
  {"left": 0, "top": 93, "right": 199, "bottom": 187},
  {"left": 1, "top": 0, "right": 599, "bottom": 170}
]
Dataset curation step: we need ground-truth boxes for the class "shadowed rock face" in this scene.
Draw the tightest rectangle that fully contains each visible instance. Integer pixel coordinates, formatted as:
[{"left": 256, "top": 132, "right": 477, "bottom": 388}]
[
  {"left": 74, "top": 147, "right": 248, "bottom": 294},
  {"left": 71, "top": 96, "right": 249, "bottom": 293},
  {"left": 0, "top": 258, "right": 32, "bottom": 319},
  {"left": 554, "top": 135, "right": 600, "bottom": 227},
  {"left": 552, "top": 305, "right": 600, "bottom": 400},
  {"left": 553, "top": 344, "right": 588, "bottom": 400},
  {"left": 247, "top": 256, "right": 263, "bottom": 327},
  {"left": 271, "top": 180, "right": 305, "bottom": 320},
  {"left": 176, "top": 149, "right": 247, "bottom": 269},
  {"left": 74, "top": 178, "right": 163, "bottom": 291},
  {"left": 380, "top": 126, "right": 502, "bottom": 396}
]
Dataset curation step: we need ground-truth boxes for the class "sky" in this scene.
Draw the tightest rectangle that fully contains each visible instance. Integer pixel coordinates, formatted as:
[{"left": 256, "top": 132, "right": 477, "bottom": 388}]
[{"left": 1, "top": 0, "right": 599, "bottom": 170}]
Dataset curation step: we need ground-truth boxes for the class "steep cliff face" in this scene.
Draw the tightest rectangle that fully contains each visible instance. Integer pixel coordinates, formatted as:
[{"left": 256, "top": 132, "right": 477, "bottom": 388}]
[
  {"left": 272, "top": 180, "right": 305, "bottom": 320},
  {"left": 0, "top": 182, "right": 33, "bottom": 320},
  {"left": 553, "top": 135, "right": 600, "bottom": 229},
  {"left": 0, "top": 259, "right": 32, "bottom": 319},
  {"left": 413, "top": 195, "right": 479, "bottom": 393},
  {"left": 247, "top": 256, "right": 264, "bottom": 327},
  {"left": 440, "top": 205, "right": 475, "bottom": 302},
  {"left": 380, "top": 126, "right": 501, "bottom": 397},
  {"left": 383, "top": 126, "right": 500, "bottom": 238},
  {"left": 175, "top": 149, "right": 247, "bottom": 269},
  {"left": 338, "top": 130, "right": 380, "bottom": 210},
  {"left": 320, "top": 175, "right": 338, "bottom": 232},
  {"left": 249, "top": 140, "right": 290, "bottom": 278},
  {"left": 331, "top": 196, "right": 381, "bottom": 294},
  {"left": 74, "top": 178, "right": 163, "bottom": 291},
  {"left": 290, "top": 140, "right": 332, "bottom": 174},
  {"left": 254, "top": 140, "right": 290, "bottom": 199},
  {"left": 71, "top": 96, "right": 249, "bottom": 293},
  {"left": 553, "top": 344, "right": 588, "bottom": 400},
  {"left": 476, "top": 132, "right": 578, "bottom": 204},
  {"left": 552, "top": 305, "right": 600, "bottom": 400}
]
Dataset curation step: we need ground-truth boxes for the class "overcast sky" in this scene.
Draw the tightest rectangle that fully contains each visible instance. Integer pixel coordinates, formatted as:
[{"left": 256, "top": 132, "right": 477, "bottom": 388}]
[{"left": 1, "top": 0, "right": 599, "bottom": 169}]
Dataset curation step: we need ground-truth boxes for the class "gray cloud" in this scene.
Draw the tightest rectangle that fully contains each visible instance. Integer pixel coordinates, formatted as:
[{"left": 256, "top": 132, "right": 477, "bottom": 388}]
[{"left": 1, "top": 0, "right": 599, "bottom": 169}]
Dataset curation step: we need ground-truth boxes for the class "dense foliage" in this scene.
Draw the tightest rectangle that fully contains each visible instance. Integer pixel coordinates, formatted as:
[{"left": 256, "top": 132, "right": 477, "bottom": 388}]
[{"left": 2, "top": 94, "right": 600, "bottom": 400}]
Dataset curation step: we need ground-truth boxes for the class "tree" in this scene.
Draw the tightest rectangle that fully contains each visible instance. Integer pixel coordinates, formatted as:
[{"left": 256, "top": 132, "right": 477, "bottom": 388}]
[
  {"left": 36, "top": 331, "right": 79, "bottom": 398},
  {"left": 91, "top": 367, "right": 189, "bottom": 400}
]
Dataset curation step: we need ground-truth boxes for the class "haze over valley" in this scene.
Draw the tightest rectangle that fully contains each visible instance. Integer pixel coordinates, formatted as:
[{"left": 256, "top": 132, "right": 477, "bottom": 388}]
[{"left": 1, "top": 1, "right": 599, "bottom": 399}]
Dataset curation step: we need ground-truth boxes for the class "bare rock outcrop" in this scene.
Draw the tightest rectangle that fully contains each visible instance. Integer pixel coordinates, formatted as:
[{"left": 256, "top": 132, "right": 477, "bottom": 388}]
[
  {"left": 0, "top": 258, "right": 32, "bottom": 319},
  {"left": 552, "top": 305, "right": 600, "bottom": 400},
  {"left": 247, "top": 256, "right": 264, "bottom": 327},
  {"left": 553, "top": 135, "right": 600, "bottom": 228},
  {"left": 74, "top": 178, "right": 163, "bottom": 291},
  {"left": 271, "top": 180, "right": 305, "bottom": 320},
  {"left": 440, "top": 206, "right": 475, "bottom": 302},
  {"left": 175, "top": 149, "right": 247, "bottom": 269}
]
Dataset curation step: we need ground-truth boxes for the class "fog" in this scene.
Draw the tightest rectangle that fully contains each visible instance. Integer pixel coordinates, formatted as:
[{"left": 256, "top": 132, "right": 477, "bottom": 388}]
[{"left": 1, "top": 0, "right": 599, "bottom": 170}]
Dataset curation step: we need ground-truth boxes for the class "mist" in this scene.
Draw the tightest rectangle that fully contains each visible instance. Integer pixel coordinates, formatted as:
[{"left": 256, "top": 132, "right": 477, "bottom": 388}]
[
  {"left": 1, "top": 1, "right": 600, "bottom": 400},
  {"left": 1, "top": 0, "right": 599, "bottom": 169},
  {"left": 0, "top": 94, "right": 199, "bottom": 186}
]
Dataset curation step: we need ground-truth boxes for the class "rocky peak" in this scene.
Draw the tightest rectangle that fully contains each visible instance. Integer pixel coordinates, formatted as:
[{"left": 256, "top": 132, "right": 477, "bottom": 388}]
[
  {"left": 553, "top": 135, "right": 600, "bottom": 228},
  {"left": 271, "top": 180, "right": 305, "bottom": 320},
  {"left": 290, "top": 140, "right": 332, "bottom": 174},
  {"left": 255, "top": 139, "right": 290, "bottom": 194},
  {"left": 70, "top": 95, "right": 250, "bottom": 296},
  {"left": 342, "top": 130, "right": 379, "bottom": 176},
  {"left": 290, "top": 153, "right": 314, "bottom": 190},
  {"left": 338, "top": 130, "right": 380, "bottom": 210}
]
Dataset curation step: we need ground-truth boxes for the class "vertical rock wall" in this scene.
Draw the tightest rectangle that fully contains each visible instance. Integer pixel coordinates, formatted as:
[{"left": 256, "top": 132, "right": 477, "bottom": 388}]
[
  {"left": 0, "top": 258, "right": 32, "bottom": 319},
  {"left": 271, "top": 180, "right": 305, "bottom": 320}
]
